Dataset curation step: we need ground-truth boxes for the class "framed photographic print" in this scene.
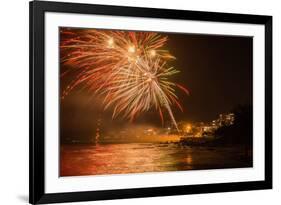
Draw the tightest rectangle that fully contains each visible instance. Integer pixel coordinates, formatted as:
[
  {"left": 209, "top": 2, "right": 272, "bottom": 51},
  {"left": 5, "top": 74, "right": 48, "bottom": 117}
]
[{"left": 29, "top": 0, "right": 272, "bottom": 204}]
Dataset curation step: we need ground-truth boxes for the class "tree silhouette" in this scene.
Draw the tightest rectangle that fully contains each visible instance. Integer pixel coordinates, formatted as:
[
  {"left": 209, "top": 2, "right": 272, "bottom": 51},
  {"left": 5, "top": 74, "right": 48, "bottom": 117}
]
[{"left": 214, "top": 104, "right": 253, "bottom": 146}]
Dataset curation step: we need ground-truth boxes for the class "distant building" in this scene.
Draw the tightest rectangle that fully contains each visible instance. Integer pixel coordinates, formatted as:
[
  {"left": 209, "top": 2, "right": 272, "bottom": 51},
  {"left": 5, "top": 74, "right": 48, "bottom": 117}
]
[{"left": 218, "top": 113, "right": 235, "bottom": 126}]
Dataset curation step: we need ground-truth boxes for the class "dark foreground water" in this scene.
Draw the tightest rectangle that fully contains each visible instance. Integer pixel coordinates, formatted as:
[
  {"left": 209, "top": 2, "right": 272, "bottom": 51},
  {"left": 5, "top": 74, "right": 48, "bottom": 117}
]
[{"left": 60, "top": 143, "right": 252, "bottom": 176}]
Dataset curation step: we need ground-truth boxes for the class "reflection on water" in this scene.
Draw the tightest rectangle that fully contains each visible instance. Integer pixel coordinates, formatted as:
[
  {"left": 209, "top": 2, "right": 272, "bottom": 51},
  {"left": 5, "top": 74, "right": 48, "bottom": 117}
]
[{"left": 60, "top": 143, "right": 252, "bottom": 176}]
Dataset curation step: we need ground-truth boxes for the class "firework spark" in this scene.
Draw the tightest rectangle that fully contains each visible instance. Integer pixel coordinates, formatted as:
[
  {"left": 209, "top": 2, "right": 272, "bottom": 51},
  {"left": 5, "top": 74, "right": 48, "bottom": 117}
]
[{"left": 60, "top": 28, "right": 189, "bottom": 131}]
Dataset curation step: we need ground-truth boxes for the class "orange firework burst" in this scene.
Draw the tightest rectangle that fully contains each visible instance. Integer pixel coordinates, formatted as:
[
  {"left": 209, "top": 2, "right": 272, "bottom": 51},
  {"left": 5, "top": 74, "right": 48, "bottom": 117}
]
[{"left": 60, "top": 28, "right": 189, "bottom": 131}]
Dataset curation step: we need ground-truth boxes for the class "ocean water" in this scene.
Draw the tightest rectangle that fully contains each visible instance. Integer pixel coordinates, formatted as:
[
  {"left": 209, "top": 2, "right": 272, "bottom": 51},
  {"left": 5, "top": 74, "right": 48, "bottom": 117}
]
[{"left": 60, "top": 143, "right": 252, "bottom": 176}]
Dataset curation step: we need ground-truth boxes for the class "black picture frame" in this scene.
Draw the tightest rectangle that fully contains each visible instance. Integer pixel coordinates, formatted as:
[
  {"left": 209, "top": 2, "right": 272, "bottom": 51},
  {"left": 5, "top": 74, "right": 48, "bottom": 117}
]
[{"left": 29, "top": 1, "right": 272, "bottom": 204}]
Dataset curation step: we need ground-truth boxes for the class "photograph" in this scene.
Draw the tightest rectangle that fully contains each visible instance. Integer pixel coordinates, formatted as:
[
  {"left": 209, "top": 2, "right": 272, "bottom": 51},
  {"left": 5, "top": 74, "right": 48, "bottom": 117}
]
[
  {"left": 28, "top": 1, "right": 273, "bottom": 203},
  {"left": 59, "top": 27, "right": 253, "bottom": 177}
]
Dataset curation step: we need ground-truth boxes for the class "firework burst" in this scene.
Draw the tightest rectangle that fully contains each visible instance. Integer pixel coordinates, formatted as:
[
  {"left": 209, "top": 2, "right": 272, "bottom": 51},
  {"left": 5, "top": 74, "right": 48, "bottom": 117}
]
[{"left": 60, "top": 28, "right": 189, "bottom": 131}]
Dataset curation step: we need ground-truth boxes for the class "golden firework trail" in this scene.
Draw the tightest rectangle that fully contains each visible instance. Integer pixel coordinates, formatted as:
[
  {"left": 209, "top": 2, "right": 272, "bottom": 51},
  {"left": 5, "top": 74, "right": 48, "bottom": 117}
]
[{"left": 60, "top": 28, "right": 189, "bottom": 131}]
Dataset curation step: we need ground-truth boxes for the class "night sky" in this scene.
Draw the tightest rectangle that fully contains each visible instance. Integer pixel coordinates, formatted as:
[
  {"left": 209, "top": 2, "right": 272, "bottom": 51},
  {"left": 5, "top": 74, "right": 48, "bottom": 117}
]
[{"left": 60, "top": 29, "right": 252, "bottom": 141}]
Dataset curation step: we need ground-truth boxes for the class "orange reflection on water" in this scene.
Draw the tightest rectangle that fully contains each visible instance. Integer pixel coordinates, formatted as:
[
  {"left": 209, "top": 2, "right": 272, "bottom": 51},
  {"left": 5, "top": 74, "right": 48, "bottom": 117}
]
[
  {"left": 60, "top": 143, "right": 180, "bottom": 176},
  {"left": 60, "top": 143, "right": 252, "bottom": 177},
  {"left": 185, "top": 155, "right": 193, "bottom": 164}
]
